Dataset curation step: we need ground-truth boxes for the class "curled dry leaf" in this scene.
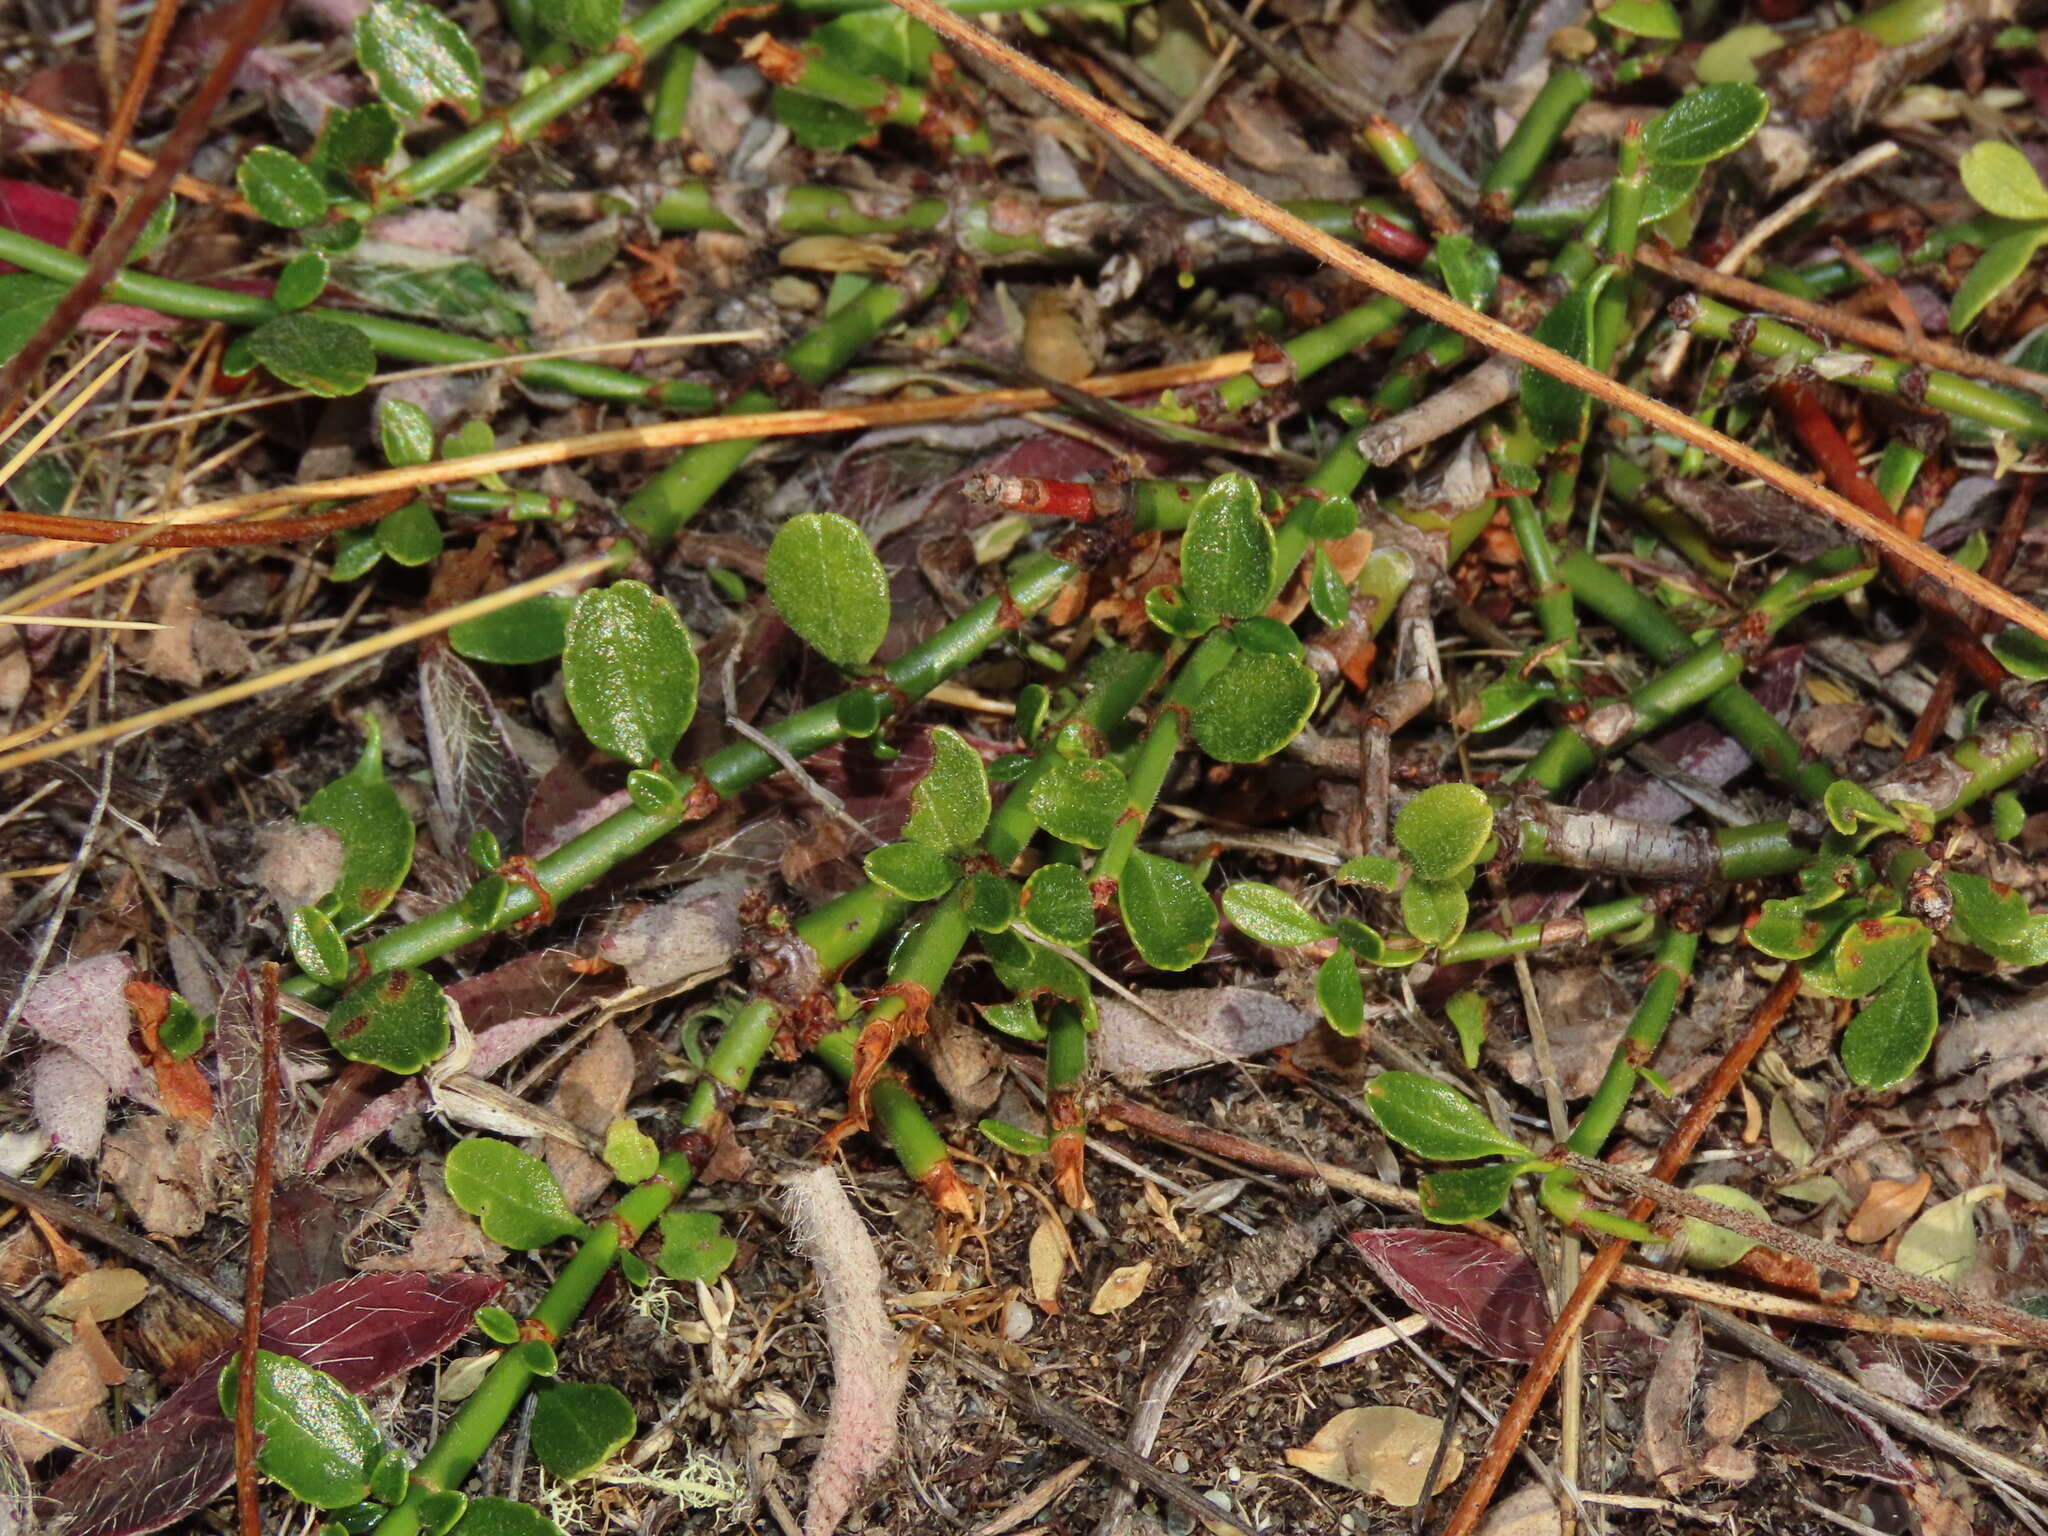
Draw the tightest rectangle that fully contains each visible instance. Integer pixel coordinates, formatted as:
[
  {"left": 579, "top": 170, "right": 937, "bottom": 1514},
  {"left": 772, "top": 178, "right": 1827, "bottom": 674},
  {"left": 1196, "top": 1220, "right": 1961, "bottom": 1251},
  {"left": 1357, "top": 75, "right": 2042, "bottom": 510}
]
[
  {"left": 1028, "top": 1214, "right": 1066, "bottom": 1314},
  {"left": 3, "top": 1340, "right": 107, "bottom": 1461},
  {"left": 1845, "top": 1170, "right": 1932, "bottom": 1243},
  {"left": 1088, "top": 1260, "right": 1153, "bottom": 1315},
  {"left": 1285, "top": 1405, "right": 1463, "bottom": 1505}
]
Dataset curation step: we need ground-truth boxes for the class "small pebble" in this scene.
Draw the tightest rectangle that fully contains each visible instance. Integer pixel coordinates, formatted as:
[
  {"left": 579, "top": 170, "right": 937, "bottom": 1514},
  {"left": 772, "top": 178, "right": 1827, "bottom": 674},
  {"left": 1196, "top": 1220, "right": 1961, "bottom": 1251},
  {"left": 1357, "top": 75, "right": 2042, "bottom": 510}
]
[{"left": 1001, "top": 1297, "right": 1034, "bottom": 1342}]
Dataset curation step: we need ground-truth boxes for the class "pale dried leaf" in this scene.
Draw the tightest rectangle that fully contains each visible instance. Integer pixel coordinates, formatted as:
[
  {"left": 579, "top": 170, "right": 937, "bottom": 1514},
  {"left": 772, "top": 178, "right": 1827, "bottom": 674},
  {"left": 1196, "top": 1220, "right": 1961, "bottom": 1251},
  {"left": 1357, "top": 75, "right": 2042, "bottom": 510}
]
[
  {"left": 596, "top": 875, "right": 749, "bottom": 992},
  {"left": 1895, "top": 1187, "right": 1992, "bottom": 1284},
  {"left": 1088, "top": 1260, "right": 1152, "bottom": 1316},
  {"left": 418, "top": 647, "right": 530, "bottom": 858},
  {"left": 544, "top": 1024, "right": 634, "bottom": 1212},
  {"left": 1845, "top": 1171, "right": 1932, "bottom": 1243},
  {"left": 1284, "top": 1405, "right": 1462, "bottom": 1504},
  {"left": 99, "top": 1116, "right": 217, "bottom": 1239},
  {"left": 45, "top": 1269, "right": 148, "bottom": 1324},
  {"left": 1094, "top": 986, "right": 1310, "bottom": 1075},
  {"left": 1028, "top": 1215, "right": 1066, "bottom": 1313},
  {"left": 1637, "top": 1309, "right": 1705, "bottom": 1493},
  {"left": 3, "top": 1341, "right": 106, "bottom": 1460},
  {"left": 251, "top": 821, "right": 346, "bottom": 915},
  {"left": 1475, "top": 1483, "right": 1564, "bottom": 1536},
  {"left": 32, "top": 1050, "right": 111, "bottom": 1159}
]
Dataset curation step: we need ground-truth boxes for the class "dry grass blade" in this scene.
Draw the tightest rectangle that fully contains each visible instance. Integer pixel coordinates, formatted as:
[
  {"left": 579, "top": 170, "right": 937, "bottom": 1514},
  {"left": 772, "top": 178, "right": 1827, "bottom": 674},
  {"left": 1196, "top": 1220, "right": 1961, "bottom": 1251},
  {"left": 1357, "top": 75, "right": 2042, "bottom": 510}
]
[{"left": 882, "top": 0, "right": 2048, "bottom": 645}]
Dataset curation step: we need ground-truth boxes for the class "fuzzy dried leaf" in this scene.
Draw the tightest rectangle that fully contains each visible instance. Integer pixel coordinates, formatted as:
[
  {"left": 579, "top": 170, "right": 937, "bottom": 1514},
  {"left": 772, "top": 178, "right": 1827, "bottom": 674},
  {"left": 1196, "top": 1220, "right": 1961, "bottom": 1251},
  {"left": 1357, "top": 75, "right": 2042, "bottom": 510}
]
[
  {"left": 4, "top": 1340, "right": 107, "bottom": 1460},
  {"left": 544, "top": 1024, "right": 634, "bottom": 1212},
  {"left": 1093, "top": 986, "right": 1310, "bottom": 1075},
  {"left": 1285, "top": 1405, "right": 1462, "bottom": 1504}
]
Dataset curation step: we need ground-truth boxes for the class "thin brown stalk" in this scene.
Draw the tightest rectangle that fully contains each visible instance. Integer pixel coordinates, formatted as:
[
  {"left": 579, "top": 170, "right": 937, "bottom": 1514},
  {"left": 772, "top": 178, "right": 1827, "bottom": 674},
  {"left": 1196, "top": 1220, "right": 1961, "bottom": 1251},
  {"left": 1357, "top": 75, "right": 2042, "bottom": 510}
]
[
  {"left": 0, "top": 92, "right": 248, "bottom": 210},
  {"left": 1904, "top": 474, "right": 2036, "bottom": 763},
  {"left": 882, "top": 0, "right": 2048, "bottom": 644},
  {"left": 1436, "top": 964, "right": 1803, "bottom": 1536},
  {"left": 0, "top": 489, "right": 413, "bottom": 549},
  {"left": 0, "top": 1171, "right": 242, "bottom": 1322},
  {"left": 235, "top": 964, "right": 284, "bottom": 1536},
  {"left": 70, "top": 0, "right": 183, "bottom": 251}
]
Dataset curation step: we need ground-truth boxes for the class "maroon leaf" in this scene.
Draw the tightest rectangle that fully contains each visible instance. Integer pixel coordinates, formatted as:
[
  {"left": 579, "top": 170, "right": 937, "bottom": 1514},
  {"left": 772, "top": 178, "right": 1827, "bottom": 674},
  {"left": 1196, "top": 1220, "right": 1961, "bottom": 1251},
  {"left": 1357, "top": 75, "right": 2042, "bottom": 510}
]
[
  {"left": 41, "top": 1272, "right": 500, "bottom": 1536},
  {"left": 1839, "top": 1335, "right": 1981, "bottom": 1411},
  {"left": 1752, "top": 1378, "right": 1918, "bottom": 1484},
  {"left": 1347, "top": 1230, "right": 1552, "bottom": 1362}
]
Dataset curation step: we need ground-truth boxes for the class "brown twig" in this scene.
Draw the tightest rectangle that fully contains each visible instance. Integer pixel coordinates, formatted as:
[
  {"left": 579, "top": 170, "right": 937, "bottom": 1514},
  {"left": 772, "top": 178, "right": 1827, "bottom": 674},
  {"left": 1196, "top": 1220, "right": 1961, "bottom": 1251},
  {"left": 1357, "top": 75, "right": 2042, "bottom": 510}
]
[
  {"left": 69, "top": 0, "right": 183, "bottom": 252},
  {"left": 881, "top": 0, "right": 2048, "bottom": 644},
  {"left": 0, "top": 0, "right": 280, "bottom": 418},
  {"left": 0, "top": 1171, "right": 243, "bottom": 1323},
  {"left": 0, "top": 91, "right": 251, "bottom": 212},
  {"left": 235, "top": 963, "right": 283, "bottom": 1536},
  {"left": 1436, "top": 964, "right": 1803, "bottom": 1536},
  {"left": 1904, "top": 474, "right": 2037, "bottom": 763},
  {"left": 1557, "top": 1151, "right": 2048, "bottom": 1349},
  {"left": 0, "top": 490, "right": 415, "bottom": 551},
  {"left": 1636, "top": 244, "right": 2048, "bottom": 402}
]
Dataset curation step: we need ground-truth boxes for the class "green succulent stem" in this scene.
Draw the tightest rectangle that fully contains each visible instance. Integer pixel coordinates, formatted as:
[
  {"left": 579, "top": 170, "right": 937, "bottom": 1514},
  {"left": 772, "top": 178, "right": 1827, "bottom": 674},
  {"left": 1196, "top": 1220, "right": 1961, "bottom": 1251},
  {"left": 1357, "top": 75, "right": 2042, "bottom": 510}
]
[
  {"left": 1436, "top": 894, "right": 1651, "bottom": 964},
  {"left": 1566, "top": 926, "right": 1699, "bottom": 1159},
  {"left": 1215, "top": 295, "right": 1407, "bottom": 414},
  {"left": 1480, "top": 69, "right": 1593, "bottom": 215}
]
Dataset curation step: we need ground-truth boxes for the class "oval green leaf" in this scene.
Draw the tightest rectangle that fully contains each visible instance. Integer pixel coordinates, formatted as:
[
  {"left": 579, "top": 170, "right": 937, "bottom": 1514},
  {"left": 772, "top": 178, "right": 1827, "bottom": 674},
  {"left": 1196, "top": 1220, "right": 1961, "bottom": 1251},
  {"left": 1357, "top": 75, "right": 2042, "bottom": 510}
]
[
  {"left": 1959, "top": 140, "right": 2048, "bottom": 221},
  {"left": 1181, "top": 471, "right": 1274, "bottom": 620},
  {"left": 1446, "top": 989, "right": 1489, "bottom": 1069},
  {"left": 1400, "top": 877, "right": 1470, "bottom": 947},
  {"left": 1599, "top": 0, "right": 1680, "bottom": 36},
  {"left": 248, "top": 313, "right": 376, "bottom": 398},
  {"left": 863, "top": 840, "right": 961, "bottom": 901},
  {"left": 959, "top": 872, "right": 1020, "bottom": 934},
  {"left": 655, "top": 1209, "right": 737, "bottom": 1283},
  {"left": 602, "top": 1117, "right": 659, "bottom": 1184},
  {"left": 300, "top": 720, "right": 415, "bottom": 932},
  {"left": 1028, "top": 755, "right": 1128, "bottom": 848},
  {"left": 531, "top": 1381, "right": 636, "bottom": 1482},
  {"left": 904, "top": 726, "right": 990, "bottom": 852},
  {"left": 1828, "top": 915, "right": 1929, "bottom": 1000},
  {"left": 1363, "top": 1071, "right": 1530, "bottom": 1161},
  {"left": 1190, "top": 649, "right": 1319, "bottom": 764},
  {"left": 1021, "top": 862, "right": 1097, "bottom": 947},
  {"left": 764, "top": 511, "right": 891, "bottom": 668},
  {"left": 1117, "top": 851, "right": 1218, "bottom": 972},
  {"left": 540, "top": 0, "right": 624, "bottom": 49},
  {"left": 378, "top": 397, "right": 436, "bottom": 467},
  {"left": 449, "top": 593, "right": 573, "bottom": 665},
  {"left": 288, "top": 905, "right": 349, "bottom": 987},
  {"left": 1520, "top": 269, "right": 1612, "bottom": 447},
  {"left": 449, "top": 1497, "right": 565, "bottom": 1535},
  {"left": 355, "top": 0, "right": 485, "bottom": 119},
  {"left": 444, "top": 1136, "right": 587, "bottom": 1249},
  {"left": 1316, "top": 951, "right": 1366, "bottom": 1037},
  {"left": 1420, "top": 1161, "right": 1525, "bottom": 1223},
  {"left": 1308, "top": 546, "right": 1351, "bottom": 626},
  {"left": 237, "top": 146, "right": 330, "bottom": 229},
  {"left": 1839, "top": 954, "right": 1939, "bottom": 1091},
  {"left": 1221, "top": 881, "right": 1331, "bottom": 946},
  {"left": 375, "top": 501, "right": 443, "bottom": 566},
  {"left": 274, "top": 250, "right": 331, "bottom": 311},
  {"left": 325, "top": 966, "right": 450, "bottom": 1074},
  {"left": 1394, "top": 781, "right": 1494, "bottom": 882},
  {"left": 562, "top": 581, "right": 698, "bottom": 767},
  {"left": 218, "top": 1351, "right": 383, "bottom": 1508},
  {"left": 1642, "top": 82, "right": 1770, "bottom": 166}
]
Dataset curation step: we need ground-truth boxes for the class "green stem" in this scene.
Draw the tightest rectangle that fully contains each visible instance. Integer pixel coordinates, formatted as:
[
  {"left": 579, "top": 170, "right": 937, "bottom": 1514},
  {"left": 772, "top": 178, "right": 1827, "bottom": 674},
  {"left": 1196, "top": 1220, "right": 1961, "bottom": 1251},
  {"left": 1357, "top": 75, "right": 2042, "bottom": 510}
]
[
  {"left": 1214, "top": 295, "right": 1406, "bottom": 414},
  {"left": 1436, "top": 894, "right": 1650, "bottom": 964},
  {"left": 1479, "top": 69, "right": 1592, "bottom": 217},
  {"left": 1564, "top": 926, "right": 1697, "bottom": 1158}
]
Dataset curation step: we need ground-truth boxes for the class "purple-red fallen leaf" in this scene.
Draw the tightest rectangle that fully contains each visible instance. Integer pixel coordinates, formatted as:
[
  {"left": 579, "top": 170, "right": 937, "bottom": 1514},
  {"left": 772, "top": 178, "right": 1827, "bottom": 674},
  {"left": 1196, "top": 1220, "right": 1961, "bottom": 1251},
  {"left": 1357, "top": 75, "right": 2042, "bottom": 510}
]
[
  {"left": 1839, "top": 1335, "right": 1981, "bottom": 1411},
  {"left": 1347, "top": 1230, "right": 1552, "bottom": 1361},
  {"left": 1751, "top": 1377, "right": 1918, "bottom": 1484},
  {"left": 40, "top": 1272, "right": 500, "bottom": 1536},
  {"left": 0, "top": 179, "right": 78, "bottom": 253}
]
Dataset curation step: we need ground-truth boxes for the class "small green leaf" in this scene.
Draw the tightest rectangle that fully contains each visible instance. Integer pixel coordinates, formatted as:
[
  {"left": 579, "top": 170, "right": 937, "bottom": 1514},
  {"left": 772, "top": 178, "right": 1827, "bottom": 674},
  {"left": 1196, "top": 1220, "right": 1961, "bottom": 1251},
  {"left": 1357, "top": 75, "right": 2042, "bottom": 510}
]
[
  {"left": 288, "top": 906, "right": 350, "bottom": 987},
  {"left": 1400, "top": 878, "right": 1470, "bottom": 947},
  {"left": 985, "top": 929, "right": 1095, "bottom": 1024},
  {"left": 1308, "top": 546, "right": 1351, "bottom": 626},
  {"left": 1394, "top": 782, "right": 1494, "bottom": 882},
  {"left": 1144, "top": 584, "right": 1214, "bottom": 639},
  {"left": 1364, "top": 1071, "right": 1530, "bottom": 1161},
  {"left": 602, "top": 1117, "right": 659, "bottom": 1184},
  {"left": 1028, "top": 756, "right": 1128, "bottom": 848},
  {"left": 1695, "top": 23, "right": 1782, "bottom": 84},
  {"left": 1993, "top": 792, "right": 2026, "bottom": 843},
  {"left": 444, "top": 1137, "right": 587, "bottom": 1249},
  {"left": 248, "top": 313, "right": 376, "bottom": 398},
  {"left": 1445, "top": 989, "right": 1489, "bottom": 1070},
  {"left": 1022, "top": 863, "right": 1097, "bottom": 947},
  {"left": 160, "top": 994, "right": 209, "bottom": 1061},
  {"left": 1639, "top": 160, "right": 1703, "bottom": 222},
  {"left": 863, "top": 841, "right": 961, "bottom": 901},
  {"left": 417, "top": 1488, "right": 470, "bottom": 1535},
  {"left": 356, "top": 0, "right": 485, "bottom": 119},
  {"left": 980, "top": 1000, "right": 1048, "bottom": 1041},
  {"left": 1959, "top": 141, "right": 2048, "bottom": 221},
  {"left": 1824, "top": 777, "right": 1908, "bottom": 836},
  {"left": 1310, "top": 495, "right": 1361, "bottom": 541},
  {"left": 379, "top": 398, "right": 436, "bottom": 467},
  {"left": 449, "top": 594, "right": 573, "bottom": 665},
  {"left": 238, "top": 145, "right": 330, "bottom": 228},
  {"left": 310, "top": 101, "right": 402, "bottom": 184},
  {"left": 1679, "top": 1183, "right": 1766, "bottom": 1269},
  {"left": 1181, "top": 472, "right": 1274, "bottom": 620},
  {"left": 1420, "top": 1161, "right": 1524, "bottom": 1223},
  {"left": 1642, "top": 82, "right": 1770, "bottom": 165},
  {"left": 369, "top": 1448, "right": 412, "bottom": 1508},
  {"left": 1826, "top": 916, "right": 1930, "bottom": 999},
  {"left": 531, "top": 1381, "right": 636, "bottom": 1481},
  {"left": 1221, "top": 882, "right": 1331, "bottom": 946},
  {"left": 329, "top": 525, "right": 383, "bottom": 581},
  {"left": 655, "top": 1209, "right": 737, "bottom": 1283},
  {"left": 1316, "top": 952, "right": 1366, "bottom": 1037},
  {"left": 1839, "top": 953, "right": 1939, "bottom": 1090},
  {"left": 1334, "top": 917, "right": 1388, "bottom": 963},
  {"left": 1232, "top": 615, "right": 1303, "bottom": 657},
  {"left": 959, "top": 872, "right": 1021, "bottom": 934},
  {"left": 448, "top": 1497, "right": 565, "bottom": 1536},
  {"left": 274, "top": 250, "right": 331, "bottom": 310},
  {"left": 904, "top": 726, "right": 991, "bottom": 853},
  {"left": 325, "top": 967, "right": 450, "bottom": 1074},
  {"left": 979, "top": 1117, "right": 1050, "bottom": 1157},
  {"left": 764, "top": 512, "right": 891, "bottom": 668},
  {"left": 1118, "top": 851, "right": 1218, "bottom": 972},
  {"left": 475, "top": 1306, "right": 521, "bottom": 1344},
  {"left": 1949, "top": 226, "right": 2048, "bottom": 332},
  {"left": 1467, "top": 677, "right": 1553, "bottom": 734},
  {"left": 218, "top": 1352, "right": 383, "bottom": 1508},
  {"left": 0, "top": 275, "right": 63, "bottom": 367},
  {"left": 1520, "top": 270, "right": 1613, "bottom": 446},
  {"left": 300, "top": 719, "right": 415, "bottom": 932},
  {"left": 1432, "top": 236, "right": 1500, "bottom": 312},
  {"left": 1190, "top": 649, "right": 1319, "bottom": 763},
  {"left": 538, "top": 0, "right": 624, "bottom": 49},
  {"left": 375, "top": 501, "right": 443, "bottom": 566},
  {"left": 773, "top": 88, "right": 874, "bottom": 153},
  {"left": 1598, "top": 0, "right": 1680, "bottom": 38},
  {"left": 1990, "top": 622, "right": 2048, "bottom": 681},
  {"left": 1946, "top": 872, "right": 2048, "bottom": 965},
  {"left": 1334, "top": 854, "right": 1403, "bottom": 891},
  {"left": 563, "top": 582, "right": 698, "bottom": 767},
  {"left": 132, "top": 194, "right": 176, "bottom": 261}
]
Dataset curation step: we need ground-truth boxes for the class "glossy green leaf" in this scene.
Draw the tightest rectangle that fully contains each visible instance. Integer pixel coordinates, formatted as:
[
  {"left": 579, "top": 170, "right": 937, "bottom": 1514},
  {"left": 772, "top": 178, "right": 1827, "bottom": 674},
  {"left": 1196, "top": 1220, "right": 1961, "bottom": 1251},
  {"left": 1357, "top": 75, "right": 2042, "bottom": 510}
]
[
  {"left": 1599, "top": 0, "right": 1680, "bottom": 37},
  {"left": 1310, "top": 494, "right": 1360, "bottom": 540},
  {"left": 1432, "top": 236, "right": 1500, "bottom": 312},
  {"left": 1117, "top": 851, "right": 1217, "bottom": 972},
  {"left": 1308, "top": 546, "right": 1351, "bottom": 626},
  {"left": 1144, "top": 584, "right": 1214, "bottom": 639},
  {"left": 275, "top": 250, "right": 331, "bottom": 311},
  {"left": 1180, "top": 471, "right": 1274, "bottom": 620},
  {"left": 1021, "top": 862, "right": 1097, "bottom": 947},
  {"left": 1520, "top": 270, "right": 1612, "bottom": 446},
  {"left": 448, "top": 593, "right": 573, "bottom": 665},
  {"left": 1639, "top": 160, "right": 1703, "bottom": 222},
  {"left": 1946, "top": 872, "right": 2048, "bottom": 965},
  {"left": 449, "top": 1497, "right": 564, "bottom": 1536},
  {"left": 475, "top": 1306, "right": 521, "bottom": 1344},
  {"left": 159, "top": 993, "right": 209, "bottom": 1061},
  {"left": 1695, "top": 23, "right": 1782, "bottom": 83},
  {"left": 1994, "top": 791, "right": 2027, "bottom": 843},
  {"left": 764, "top": 512, "right": 891, "bottom": 668},
  {"left": 979, "top": 1000, "right": 1047, "bottom": 1042},
  {"left": 248, "top": 313, "right": 376, "bottom": 398},
  {"left": 959, "top": 872, "right": 1021, "bottom": 933},
  {"left": 1949, "top": 226, "right": 2048, "bottom": 332},
  {"left": 375, "top": 501, "right": 443, "bottom": 566},
  {"left": 863, "top": 841, "right": 961, "bottom": 901},
  {"left": 1446, "top": 989, "right": 1488, "bottom": 1070},
  {"left": 1642, "top": 83, "right": 1770, "bottom": 165},
  {"left": 1824, "top": 777, "right": 1908, "bottom": 836},
  {"left": 218, "top": 1351, "right": 383, "bottom": 1508},
  {"left": 356, "top": 0, "right": 485, "bottom": 119},
  {"left": 655, "top": 1209, "right": 737, "bottom": 1283},
  {"left": 1190, "top": 648, "right": 1319, "bottom": 763},
  {"left": 1400, "top": 877, "right": 1469, "bottom": 946},
  {"left": 1467, "top": 677, "right": 1553, "bottom": 734},
  {"left": 1959, "top": 140, "right": 2048, "bottom": 220},
  {"left": 1232, "top": 615, "right": 1303, "bottom": 657},
  {"left": 979, "top": 1117, "right": 1049, "bottom": 1157},
  {"left": 237, "top": 146, "right": 330, "bottom": 228},
  {"left": 1839, "top": 954, "right": 1939, "bottom": 1091},
  {"left": 368, "top": 1447, "right": 411, "bottom": 1508},
  {"left": 329, "top": 525, "right": 383, "bottom": 581},
  {"left": 904, "top": 726, "right": 990, "bottom": 852},
  {"left": 1334, "top": 854, "right": 1403, "bottom": 892},
  {"left": 1745, "top": 898, "right": 1851, "bottom": 962},
  {"left": 602, "top": 1117, "right": 659, "bottom": 1184},
  {"left": 538, "top": 0, "right": 623, "bottom": 49},
  {"left": 1221, "top": 882, "right": 1331, "bottom": 946},
  {"left": 311, "top": 101, "right": 402, "bottom": 184},
  {"left": 1333, "top": 917, "right": 1388, "bottom": 963},
  {"left": 288, "top": 905, "right": 350, "bottom": 987},
  {"left": 1316, "top": 951, "right": 1366, "bottom": 1037},
  {"left": 325, "top": 967, "right": 450, "bottom": 1074},
  {"left": 1364, "top": 1071, "right": 1530, "bottom": 1161},
  {"left": 1394, "top": 782, "right": 1493, "bottom": 882},
  {"left": 379, "top": 397, "right": 436, "bottom": 467},
  {"left": 1028, "top": 756, "right": 1128, "bottom": 848},
  {"left": 1990, "top": 622, "right": 2048, "bottom": 680},
  {"left": 563, "top": 581, "right": 698, "bottom": 768},
  {"left": 813, "top": 9, "right": 936, "bottom": 80},
  {"left": 0, "top": 275, "right": 63, "bottom": 367},
  {"left": 444, "top": 1136, "right": 587, "bottom": 1249},
  {"left": 1679, "top": 1183, "right": 1766, "bottom": 1269},
  {"left": 1420, "top": 1161, "right": 1524, "bottom": 1223},
  {"left": 1826, "top": 916, "right": 1930, "bottom": 999},
  {"left": 300, "top": 719, "right": 414, "bottom": 932},
  {"left": 531, "top": 1380, "right": 635, "bottom": 1481}
]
